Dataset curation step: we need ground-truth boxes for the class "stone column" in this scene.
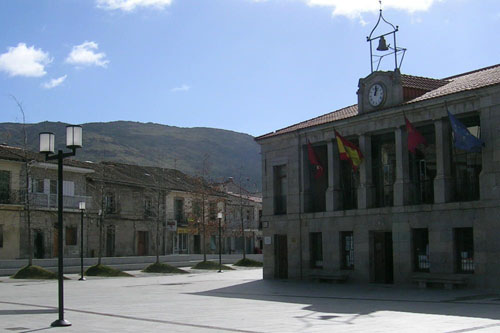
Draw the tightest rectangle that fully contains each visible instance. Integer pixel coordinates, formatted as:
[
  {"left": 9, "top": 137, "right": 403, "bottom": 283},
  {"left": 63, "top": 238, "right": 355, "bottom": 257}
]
[
  {"left": 433, "top": 118, "right": 453, "bottom": 203},
  {"left": 394, "top": 126, "right": 411, "bottom": 206},
  {"left": 357, "top": 134, "right": 374, "bottom": 209},
  {"left": 326, "top": 139, "right": 342, "bottom": 211}
]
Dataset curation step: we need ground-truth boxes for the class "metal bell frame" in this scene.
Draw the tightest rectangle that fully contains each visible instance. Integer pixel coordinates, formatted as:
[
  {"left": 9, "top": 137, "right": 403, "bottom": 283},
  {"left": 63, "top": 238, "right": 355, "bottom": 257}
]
[{"left": 366, "top": 2, "right": 407, "bottom": 72}]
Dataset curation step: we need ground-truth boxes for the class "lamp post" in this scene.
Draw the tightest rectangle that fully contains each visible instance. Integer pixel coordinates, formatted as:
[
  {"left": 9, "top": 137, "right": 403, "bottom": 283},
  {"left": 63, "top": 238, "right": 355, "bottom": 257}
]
[
  {"left": 39, "top": 125, "right": 82, "bottom": 328},
  {"left": 78, "top": 201, "right": 86, "bottom": 281},
  {"left": 217, "top": 212, "right": 223, "bottom": 273}
]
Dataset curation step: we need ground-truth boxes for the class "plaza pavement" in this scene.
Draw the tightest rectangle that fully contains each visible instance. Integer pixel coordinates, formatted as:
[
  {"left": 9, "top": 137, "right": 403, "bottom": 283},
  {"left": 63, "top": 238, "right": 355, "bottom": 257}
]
[{"left": 1, "top": 267, "right": 500, "bottom": 333}]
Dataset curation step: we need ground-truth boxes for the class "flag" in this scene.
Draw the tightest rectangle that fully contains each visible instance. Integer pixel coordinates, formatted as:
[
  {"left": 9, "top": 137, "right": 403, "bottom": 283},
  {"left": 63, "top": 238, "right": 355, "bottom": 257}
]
[
  {"left": 447, "top": 111, "right": 484, "bottom": 152},
  {"left": 335, "top": 130, "right": 363, "bottom": 171},
  {"left": 405, "top": 117, "right": 427, "bottom": 154},
  {"left": 307, "top": 140, "right": 325, "bottom": 179}
]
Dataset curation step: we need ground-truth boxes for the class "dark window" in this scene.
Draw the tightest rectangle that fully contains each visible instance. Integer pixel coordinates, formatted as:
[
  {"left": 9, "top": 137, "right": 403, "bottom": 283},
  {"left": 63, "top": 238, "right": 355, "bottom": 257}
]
[
  {"left": 309, "top": 232, "right": 323, "bottom": 268},
  {"left": 104, "top": 193, "right": 115, "bottom": 214},
  {"left": 34, "top": 179, "right": 44, "bottom": 193},
  {"left": 409, "top": 125, "right": 436, "bottom": 204},
  {"left": 174, "top": 198, "right": 184, "bottom": 224},
  {"left": 246, "top": 209, "right": 250, "bottom": 221},
  {"left": 192, "top": 200, "right": 202, "bottom": 217},
  {"left": 258, "top": 209, "right": 263, "bottom": 229},
  {"left": 50, "top": 179, "right": 57, "bottom": 194},
  {"left": 209, "top": 202, "right": 217, "bottom": 221},
  {"left": 372, "top": 133, "right": 396, "bottom": 207},
  {"left": 341, "top": 231, "right": 354, "bottom": 269},
  {"left": 304, "top": 144, "right": 328, "bottom": 213},
  {"left": 0, "top": 225, "right": 3, "bottom": 248},
  {"left": 412, "top": 228, "right": 429, "bottom": 272},
  {"left": 340, "top": 158, "right": 359, "bottom": 210},
  {"left": 0, "top": 170, "right": 10, "bottom": 204},
  {"left": 451, "top": 115, "right": 481, "bottom": 202},
  {"left": 144, "top": 197, "right": 153, "bottom": 217},
  {"left": 65, "top": 227, "right": 77, "bottom": 246},
  {"left": 455, "top": 228, "right": 474, "bottom": 273},
  {"left": 273, "top": 165, "right": 287, "bottom": 215}
]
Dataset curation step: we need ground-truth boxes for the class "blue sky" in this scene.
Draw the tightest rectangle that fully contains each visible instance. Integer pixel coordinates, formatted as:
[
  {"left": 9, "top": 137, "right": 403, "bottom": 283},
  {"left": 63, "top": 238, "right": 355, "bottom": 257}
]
[{"left": 1, "top": 0, "right": 499, "bottom": 137}]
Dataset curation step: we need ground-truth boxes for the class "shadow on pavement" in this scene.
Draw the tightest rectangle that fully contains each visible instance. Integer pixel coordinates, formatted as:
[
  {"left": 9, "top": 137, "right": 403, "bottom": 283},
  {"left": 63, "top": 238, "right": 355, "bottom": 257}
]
[
  {"left": 0, "top": 309, "right": 57, "bottom": 315},
  {"left": 191, "top": 279, "right": 500, "bottom": 321}
]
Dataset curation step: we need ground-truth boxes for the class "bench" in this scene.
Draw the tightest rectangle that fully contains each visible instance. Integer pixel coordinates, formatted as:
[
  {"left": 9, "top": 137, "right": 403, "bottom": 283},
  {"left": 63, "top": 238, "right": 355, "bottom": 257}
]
[
  {"left": 309, "top": 272, "right": 349, "bottom": 284},
  {"left": 411, "top": 273, "right": 469, "bottom": 290}
]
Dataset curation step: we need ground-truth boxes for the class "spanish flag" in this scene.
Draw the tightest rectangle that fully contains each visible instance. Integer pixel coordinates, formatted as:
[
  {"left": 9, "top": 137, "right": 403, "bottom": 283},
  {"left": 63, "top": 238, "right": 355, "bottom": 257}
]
[{"left": 335, "top": 130, "right": 363, "bottom": 172}]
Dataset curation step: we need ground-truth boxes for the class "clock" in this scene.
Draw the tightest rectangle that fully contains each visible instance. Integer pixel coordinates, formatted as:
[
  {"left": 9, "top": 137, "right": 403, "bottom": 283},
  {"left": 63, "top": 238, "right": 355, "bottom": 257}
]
[{"left": 368, "top": 83, "right": 385, "bottom": 107}]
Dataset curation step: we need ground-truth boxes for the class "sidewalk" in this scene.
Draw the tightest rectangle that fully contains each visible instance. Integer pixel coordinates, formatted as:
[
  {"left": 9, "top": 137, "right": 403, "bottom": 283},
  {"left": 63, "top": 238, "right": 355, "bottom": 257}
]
[{"left": 1, "top": 268, "right": 500, "bottom": 332}]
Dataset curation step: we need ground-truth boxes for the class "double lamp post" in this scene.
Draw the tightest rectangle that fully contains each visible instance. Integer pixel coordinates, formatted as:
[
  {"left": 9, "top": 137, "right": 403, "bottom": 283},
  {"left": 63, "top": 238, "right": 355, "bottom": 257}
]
[{"left": 39, "top": 125, "right": 83, "bottom": 327}]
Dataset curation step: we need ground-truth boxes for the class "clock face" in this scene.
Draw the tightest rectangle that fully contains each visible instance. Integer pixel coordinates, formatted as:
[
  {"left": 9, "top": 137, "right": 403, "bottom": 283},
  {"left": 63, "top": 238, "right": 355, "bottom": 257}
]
[{"left": 368, "top": 83, "right": 385, "bottom": 107}]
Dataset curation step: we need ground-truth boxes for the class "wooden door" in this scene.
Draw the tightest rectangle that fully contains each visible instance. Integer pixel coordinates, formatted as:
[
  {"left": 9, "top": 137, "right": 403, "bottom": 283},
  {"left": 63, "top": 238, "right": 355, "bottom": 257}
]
[
  {"left": 137, "top": 231, "right": 148, "bottom": 256},
  {"left": 274, "top": 234, "right": 288, "bottom": 279},
  {"left": 373, "top": 231, "right": 394, "bottom": 284}
]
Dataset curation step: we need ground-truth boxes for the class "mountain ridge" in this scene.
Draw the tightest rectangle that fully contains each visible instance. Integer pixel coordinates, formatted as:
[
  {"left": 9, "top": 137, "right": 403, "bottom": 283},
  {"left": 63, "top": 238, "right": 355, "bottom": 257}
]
[{"left": 0, "top": 121, "right": 262, "bottom": 190}]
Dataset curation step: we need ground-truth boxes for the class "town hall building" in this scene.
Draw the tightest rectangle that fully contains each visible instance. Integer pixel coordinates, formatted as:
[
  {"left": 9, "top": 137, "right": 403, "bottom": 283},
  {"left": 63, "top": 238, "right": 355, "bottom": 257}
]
[{"left": 255, "top": 12, "right": 500, "bottom": 289}]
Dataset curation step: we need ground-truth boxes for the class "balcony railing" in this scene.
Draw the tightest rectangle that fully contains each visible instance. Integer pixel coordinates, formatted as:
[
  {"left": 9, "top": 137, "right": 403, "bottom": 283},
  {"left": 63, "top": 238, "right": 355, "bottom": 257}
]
[{"left": 29, "top": 193, "right": 92, "bottom": 210}]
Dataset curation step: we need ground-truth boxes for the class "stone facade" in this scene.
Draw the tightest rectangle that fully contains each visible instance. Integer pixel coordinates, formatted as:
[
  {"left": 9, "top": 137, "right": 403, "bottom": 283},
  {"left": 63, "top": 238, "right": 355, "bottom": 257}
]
[{"left": 256, "top": 65, "right": 500, "bottom": 289}]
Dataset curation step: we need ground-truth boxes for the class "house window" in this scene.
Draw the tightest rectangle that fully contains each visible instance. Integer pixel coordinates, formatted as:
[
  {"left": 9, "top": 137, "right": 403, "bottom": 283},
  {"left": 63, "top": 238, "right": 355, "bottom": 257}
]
[
  {"left": 0, "top": 225, "right": 3, "bottom": 248},
  {"left": 246, "top": 209, "right": 250, "bottom": 221},
  {"left": 104, "top": 193, "right": 116, "bottom": 214},
  {"left": 455, "top": 228, "right": 474, "bottom": 273},
  {"left": 409, "top": 125, "right": 436, "bottom": 205},
  {"left": 209, "top": 202, "right": 217, "bottom": 221},
  {"left": 309, "top": 232, "right": 323, "bottom": 268},
  {"left": 273, "top": 165, "right": 287, "bottom": 215},
  {"left": 50, "top": 179, "right": 57, "bottom": 194},
  {"left": 372, "top": 133, "right": 396, "bottom": 207},
  {"left": 65, "top": 227, "right": 77, "bottom": 246},
  {"left": 174, "top": 198, "right": 184, "bottom": 224},
  {"left": 192, "top": 200, "right": 202, "bottom": 218},
  {"left": 144, "top": 197, "right": 153, "bottom": 217},
  {"left": 341, "top": 231, "right": 354, "bottom": 269},
  {"left": 412, "top": 228, "right": 429, "bottom": 272},
  {"left": 0, "top": 170, "right": 10, "bottom": 204},
  {"left": 304, "top": 143, "right": 328, "bottom": 213},
  {"left": 34, "top": 179, "right": 44, "bottom": 193},
  {"left": 451, "top": 115, "right": 482, "bottom": 202}
]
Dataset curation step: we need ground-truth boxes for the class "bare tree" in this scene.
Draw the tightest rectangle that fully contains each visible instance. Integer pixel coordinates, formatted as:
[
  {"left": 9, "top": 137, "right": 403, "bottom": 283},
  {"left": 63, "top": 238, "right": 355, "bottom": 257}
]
[{"left": 11, "top": 96, "right": 34, "bottom": 266}]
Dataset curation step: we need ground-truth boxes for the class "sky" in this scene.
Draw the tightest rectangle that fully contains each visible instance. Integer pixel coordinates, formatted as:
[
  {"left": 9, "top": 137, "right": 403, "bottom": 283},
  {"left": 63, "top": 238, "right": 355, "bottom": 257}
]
[{"left": 0, "top": 0, "right": 499, "bottom": 137}]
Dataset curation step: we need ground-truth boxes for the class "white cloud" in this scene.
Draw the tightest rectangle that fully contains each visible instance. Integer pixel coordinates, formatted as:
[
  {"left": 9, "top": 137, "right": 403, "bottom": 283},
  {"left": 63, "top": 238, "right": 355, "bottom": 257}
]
[
  {"left": 0, "top": 43, "right": 52, "bottom": 77},
  {"left": 96, "top": 0, "right": 173, "bottom": 11},
  {"left": 305, "top": 0, "right": 438, "bottom": 18},
  {"left": 42, "top": 75, "right": 67, "bottom": 89},
  {"left": 66, "top": 41, "right": 109, "bottom": 68},
  {"left": 170, "top": 84, "right": 190, "bottom": 92}
]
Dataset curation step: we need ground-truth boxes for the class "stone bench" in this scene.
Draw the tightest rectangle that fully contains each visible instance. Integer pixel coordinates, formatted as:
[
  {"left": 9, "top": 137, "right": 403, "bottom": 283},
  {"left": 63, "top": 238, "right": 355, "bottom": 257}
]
[
  {"left": 412, "top": 273, "right": 469, "bottom": 290},
  {"left": 309, "top": 272, "right": 349, "bottom": 283}
]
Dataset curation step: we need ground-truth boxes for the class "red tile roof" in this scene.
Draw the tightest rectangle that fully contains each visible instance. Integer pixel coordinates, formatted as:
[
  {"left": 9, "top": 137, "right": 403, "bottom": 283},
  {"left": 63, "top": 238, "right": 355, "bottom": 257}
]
[{"left": 255, "top": 64, "right": 500, "bottom": 141}]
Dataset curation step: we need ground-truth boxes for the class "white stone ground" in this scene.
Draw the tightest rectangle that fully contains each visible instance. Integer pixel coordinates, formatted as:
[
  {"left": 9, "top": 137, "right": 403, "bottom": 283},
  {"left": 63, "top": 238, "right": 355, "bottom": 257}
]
[{"left": 1, "top": 267, "right": 499, "bottom": 332}]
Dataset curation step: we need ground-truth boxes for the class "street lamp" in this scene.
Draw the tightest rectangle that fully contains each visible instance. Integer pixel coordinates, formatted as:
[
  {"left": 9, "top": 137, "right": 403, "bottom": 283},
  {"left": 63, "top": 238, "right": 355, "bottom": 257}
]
[
  {"left": 39, "top": 125, "right": 83, "bottom": 328},
  {"left": 78, "top": 201, "right": 86, "bottom": 281},
  {"left": 217, "top": 212, "right": 223, "bottom": 273}
]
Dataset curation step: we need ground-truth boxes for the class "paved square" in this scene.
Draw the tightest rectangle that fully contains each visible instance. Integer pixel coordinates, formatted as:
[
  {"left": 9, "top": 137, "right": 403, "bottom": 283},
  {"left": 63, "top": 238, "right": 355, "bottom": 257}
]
[{"left": 1, "top": 268, "right": 500, "bottom": 332}]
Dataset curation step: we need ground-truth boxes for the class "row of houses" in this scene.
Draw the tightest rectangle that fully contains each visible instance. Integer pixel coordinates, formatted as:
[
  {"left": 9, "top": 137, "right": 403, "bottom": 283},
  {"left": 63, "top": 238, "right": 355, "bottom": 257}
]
[{"left": 0, "top": 144, "right": 262, "bottom": 260}]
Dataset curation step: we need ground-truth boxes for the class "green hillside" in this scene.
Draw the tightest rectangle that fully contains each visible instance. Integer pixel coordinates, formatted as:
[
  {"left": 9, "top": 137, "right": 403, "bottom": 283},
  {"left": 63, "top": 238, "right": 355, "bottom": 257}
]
[{"left": 0, "top": 121, "right": 262, "bottom": 190}]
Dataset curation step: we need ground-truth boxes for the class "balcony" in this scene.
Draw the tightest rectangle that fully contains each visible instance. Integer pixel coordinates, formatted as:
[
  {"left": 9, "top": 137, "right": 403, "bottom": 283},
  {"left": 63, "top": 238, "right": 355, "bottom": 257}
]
[{"left": 29, "top": 193, "right": 92, "bottom": 210}]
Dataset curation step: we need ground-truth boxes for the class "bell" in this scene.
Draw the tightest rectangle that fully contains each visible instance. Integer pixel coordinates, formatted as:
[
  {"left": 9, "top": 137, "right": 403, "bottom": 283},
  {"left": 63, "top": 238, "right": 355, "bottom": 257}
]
[{"left": 377, "top": 36, "right": 389, "bottom": 51}]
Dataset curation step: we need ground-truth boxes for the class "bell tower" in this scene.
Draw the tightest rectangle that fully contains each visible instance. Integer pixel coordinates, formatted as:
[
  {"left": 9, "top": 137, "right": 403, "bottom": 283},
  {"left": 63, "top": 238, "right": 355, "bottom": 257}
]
[{"left": 357, "top": 1, "right": 406, "bottom": 114}]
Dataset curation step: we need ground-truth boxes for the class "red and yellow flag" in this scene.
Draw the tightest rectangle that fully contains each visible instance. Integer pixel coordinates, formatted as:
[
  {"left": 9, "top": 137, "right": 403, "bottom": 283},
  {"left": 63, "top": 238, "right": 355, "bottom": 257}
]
[{"left": 335, "top": 130, "right": 363, "bottom": 171}]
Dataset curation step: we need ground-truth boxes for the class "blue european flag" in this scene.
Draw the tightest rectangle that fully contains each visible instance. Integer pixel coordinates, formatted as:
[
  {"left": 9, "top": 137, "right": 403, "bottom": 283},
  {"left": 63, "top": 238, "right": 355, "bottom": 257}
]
[{"left": 447, "top": 111, "right": 485, "bottom": 152}]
